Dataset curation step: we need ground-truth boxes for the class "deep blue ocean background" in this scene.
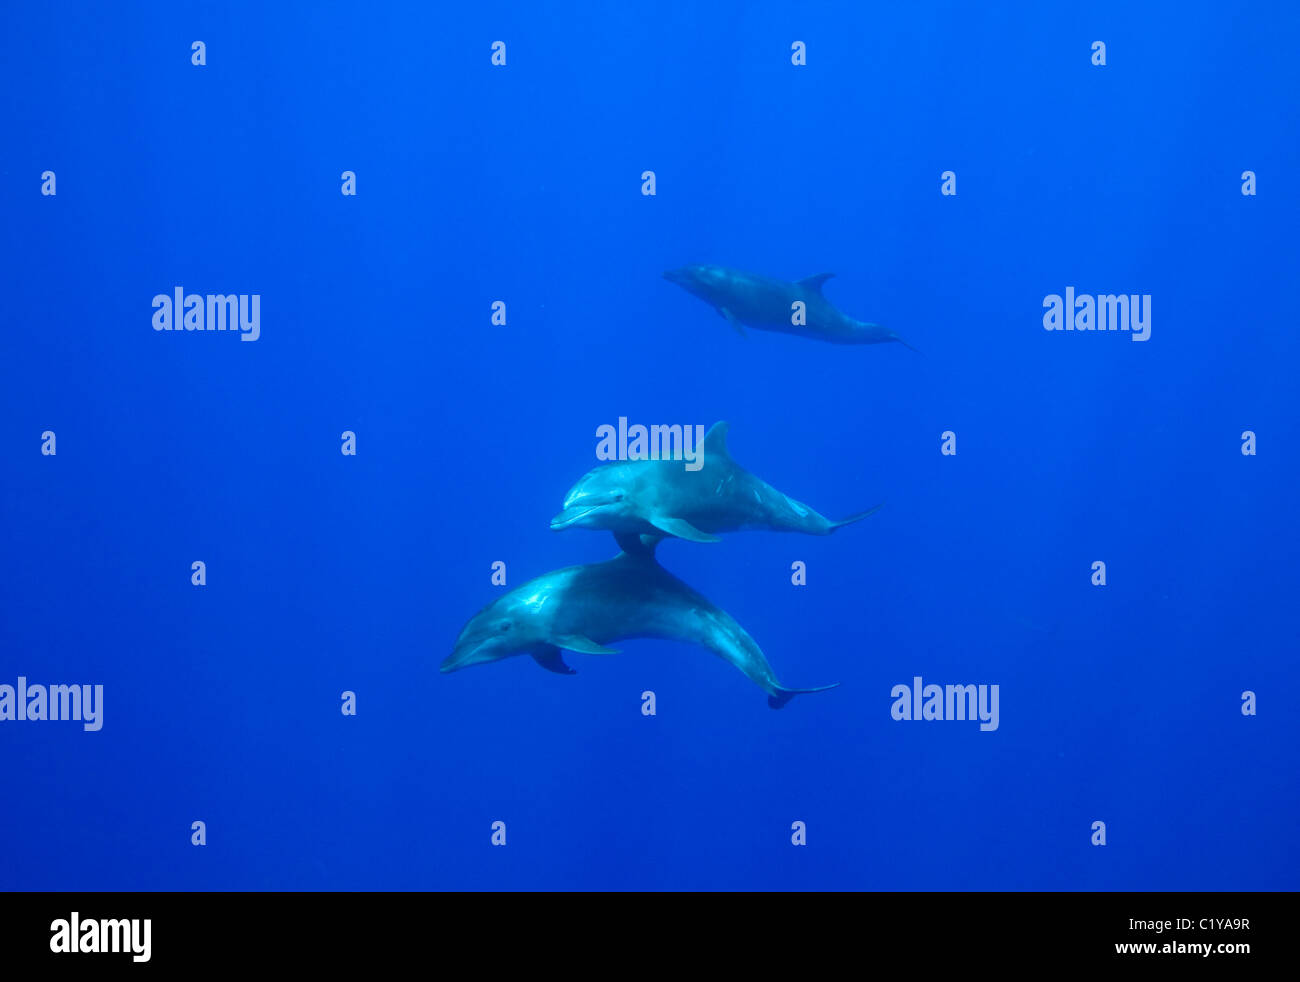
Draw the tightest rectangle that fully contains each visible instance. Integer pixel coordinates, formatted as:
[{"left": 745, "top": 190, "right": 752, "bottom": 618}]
[{"left": 2, "top": 2, "right": 1297, "bottom": 891}]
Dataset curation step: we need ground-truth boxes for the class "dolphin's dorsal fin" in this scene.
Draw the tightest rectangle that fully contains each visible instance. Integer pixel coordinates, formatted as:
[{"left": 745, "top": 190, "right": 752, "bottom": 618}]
[
  {"left": 614, "top": 531, "right": 662, "bottom": 556},
  {"left": 703, "top": 420, "right": 732, "bottom": 459},
  {"left": 797, "top": 272, "right": 835, "bottom": 294}
]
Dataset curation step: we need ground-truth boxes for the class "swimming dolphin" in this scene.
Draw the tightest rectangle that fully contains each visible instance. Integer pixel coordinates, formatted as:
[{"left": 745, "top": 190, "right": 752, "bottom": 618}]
[
  {"left": 441, "top": 543, "right": 838, "bottom": 708},
  {"left": 663, "top": 263, "right": 916, "bottom": 349},
  {"left": 550, "top": 421, "right": 882, "bottom": 545}
]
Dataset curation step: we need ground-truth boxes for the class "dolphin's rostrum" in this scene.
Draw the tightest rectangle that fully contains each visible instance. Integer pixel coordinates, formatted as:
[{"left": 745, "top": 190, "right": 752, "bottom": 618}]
[
  {"left": 442, "top": 541, "right": 838, "bottom": 708},
  {"left": 664, "top": 263, "right": 916, "bottom": 349},
  {"left": 551, "top": 421, "right": 882, "bottom": 545}
]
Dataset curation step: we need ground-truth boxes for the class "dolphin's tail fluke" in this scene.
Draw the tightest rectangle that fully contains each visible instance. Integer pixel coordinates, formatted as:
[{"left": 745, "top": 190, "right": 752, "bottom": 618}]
[
  {"left": 767, "top": 681, "right": 840, "bottom": 710},
  {"left": 829, "top": 503, "right": 884, "bottom": 531},
  {"left": 890, "top": 332, "right": 920, "bottom": 353}
]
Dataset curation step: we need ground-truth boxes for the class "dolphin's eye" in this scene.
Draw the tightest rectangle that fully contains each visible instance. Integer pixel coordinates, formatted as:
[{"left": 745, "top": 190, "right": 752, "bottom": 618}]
[{"left": 498, "top": 622, "right": 512, "bottom": 634}]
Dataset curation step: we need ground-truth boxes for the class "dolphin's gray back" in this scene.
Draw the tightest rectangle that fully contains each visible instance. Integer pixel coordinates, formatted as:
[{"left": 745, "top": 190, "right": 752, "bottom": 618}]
[
  {"left": 685, "top": 266, "right": 891, "bottom": 345},
  {"left": 651, "top": 428, "right": 836, "bottom": 535},
  {"left": 555, "top": 552, "right": 784, "bottom": 694},
  {"left": 456, "top": 549, "right": 837, "bottom": 706},
  {"left": 710, "top": 268, "right": 866, "bottom": 340},
  {"left": 714, "top": 269, "right": 809, "bottom": 323}
]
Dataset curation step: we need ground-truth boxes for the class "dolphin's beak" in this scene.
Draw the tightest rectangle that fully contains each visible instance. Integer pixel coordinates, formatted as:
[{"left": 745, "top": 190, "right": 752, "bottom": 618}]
[
  {"left": 441, "top": 642, "right": 481, "bottom": 673},
  {"left": 550, "top": 505, "right": 597, "bottom": 530},
  {"left": 441, "top": 635, "right": 481, "bottom": 673}
]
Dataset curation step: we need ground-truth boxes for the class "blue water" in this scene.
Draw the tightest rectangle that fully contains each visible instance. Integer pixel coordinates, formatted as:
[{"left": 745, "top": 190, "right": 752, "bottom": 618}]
[{"left": 2, "top": 2, "right": 1297, "bottom": 891}]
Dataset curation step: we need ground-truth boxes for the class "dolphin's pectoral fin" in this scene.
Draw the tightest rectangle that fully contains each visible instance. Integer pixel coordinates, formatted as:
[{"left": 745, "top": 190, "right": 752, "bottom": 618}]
[
  {"left": 532, "top": 645, "right": 577, "bottom": 675},
  {"left": 553, "top": 634, "right": 619, "bottom": 655},
  {"left": 796, "top": 272, "right": 836, "bottom": 294},
  {"left": 717, "top": 307, "right": 747, "bottom": 337},
  {"left": 650, "top": 516, "right": 722, "bottom": 543}
]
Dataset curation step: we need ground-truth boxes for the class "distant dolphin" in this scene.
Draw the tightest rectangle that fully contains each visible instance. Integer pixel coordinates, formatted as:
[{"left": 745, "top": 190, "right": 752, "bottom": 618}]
[
  {"left": 663, "top": 263, "right": 916, "bottom": 349},
  {"left": 550, "top": 421, "right": 882, "bottom": 545},
  {"left": 441, "top": 543, "right": 838, "bottom": 708}
]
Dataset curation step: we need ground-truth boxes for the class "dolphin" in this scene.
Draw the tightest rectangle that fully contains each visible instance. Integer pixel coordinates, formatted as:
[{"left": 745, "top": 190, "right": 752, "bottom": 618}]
[
  {"left": 441, "top": 542, "right": 838, "bottom": 708},
  {"left": 550, "top": 421, "right": 882, "bottom": 545},
  {"left": 663, "top": 263, "right": 916, "bottom": 349}
]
